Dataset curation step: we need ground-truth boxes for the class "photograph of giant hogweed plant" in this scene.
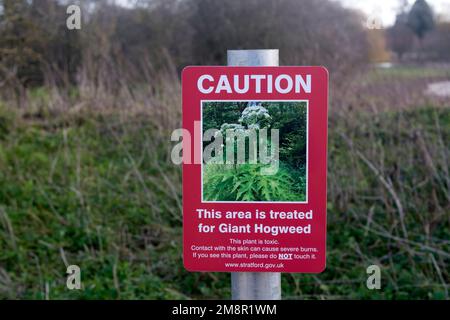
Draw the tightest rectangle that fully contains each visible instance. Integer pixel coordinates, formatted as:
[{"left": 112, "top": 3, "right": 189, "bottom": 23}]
[
  {"left": 0, "top": 0, "right": 449, "bottom": 301},
  {"left": 202, "top": 101, "right": 307, "bottom": 202}
]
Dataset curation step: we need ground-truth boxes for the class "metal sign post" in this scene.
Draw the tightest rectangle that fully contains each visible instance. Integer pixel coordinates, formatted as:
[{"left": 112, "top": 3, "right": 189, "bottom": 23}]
[{"left": 227, "top": 49, "right": 281, "bottom": 300}]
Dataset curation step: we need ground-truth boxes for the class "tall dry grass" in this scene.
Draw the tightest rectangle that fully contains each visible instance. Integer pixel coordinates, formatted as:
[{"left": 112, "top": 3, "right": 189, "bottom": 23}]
[{"left": 0, "top": 57, "right": 449, "bottom": 298}]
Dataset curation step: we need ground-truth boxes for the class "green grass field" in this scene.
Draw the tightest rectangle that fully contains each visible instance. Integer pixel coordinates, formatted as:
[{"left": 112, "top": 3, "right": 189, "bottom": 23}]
[
  {"left": 0, "top": 96, "right": 448, "bottom": 299},
  {"left": 369, "top": 65, "right": 450, "bottom": 81}
]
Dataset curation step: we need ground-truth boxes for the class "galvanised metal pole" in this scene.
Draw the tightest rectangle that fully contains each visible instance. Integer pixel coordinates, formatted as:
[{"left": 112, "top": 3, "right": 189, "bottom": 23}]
[{"left": 227, "top": 49, "right": 281, "bottom": 300}]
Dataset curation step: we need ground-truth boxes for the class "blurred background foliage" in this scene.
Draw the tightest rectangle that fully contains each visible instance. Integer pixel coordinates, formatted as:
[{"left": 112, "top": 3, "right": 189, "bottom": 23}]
[{"left": 0, "top": 0, "right": 449, "bottom": 299}]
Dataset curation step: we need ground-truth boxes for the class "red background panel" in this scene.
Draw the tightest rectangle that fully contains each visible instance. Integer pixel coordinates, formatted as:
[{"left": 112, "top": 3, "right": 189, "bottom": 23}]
[{"left": 182, "top": 66, "right": 328, "bottom": 273}]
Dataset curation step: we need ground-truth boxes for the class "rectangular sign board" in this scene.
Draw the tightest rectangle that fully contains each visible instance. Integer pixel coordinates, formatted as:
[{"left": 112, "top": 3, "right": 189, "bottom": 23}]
[{"left": 182, "top": 66, "right": 328, "bottom": 273}]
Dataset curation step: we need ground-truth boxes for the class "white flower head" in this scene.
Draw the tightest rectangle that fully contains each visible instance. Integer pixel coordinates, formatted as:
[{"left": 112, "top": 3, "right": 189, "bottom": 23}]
[{"left": 240, "top": 102, "right": 271, "bottom": 128}]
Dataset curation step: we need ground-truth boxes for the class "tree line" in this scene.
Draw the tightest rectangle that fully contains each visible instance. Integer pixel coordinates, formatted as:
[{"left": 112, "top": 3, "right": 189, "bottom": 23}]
[
  {"left": 0, "top": 0, "right": 368, "bottom": 89},
  {"left": 388, "top": 0, "right": 450, "bottom": 61},
  {"left": 1, "top": 0, "right": 449, "bottom": 92}
]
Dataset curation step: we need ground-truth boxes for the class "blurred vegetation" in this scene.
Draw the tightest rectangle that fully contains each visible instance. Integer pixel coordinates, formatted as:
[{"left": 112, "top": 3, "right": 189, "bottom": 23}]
[
  {"left": 370, "top": 66, "right": 450, "bottom": 80},
  {"left": 0, "top": 0, "right": 448, "bottom": 94},
  {"left": 387, "top": 0, "right": 450, "bottom": 62},
  {"left": 0, "top": 86, "right": 448, "bottom": 299},
  {"left": 0, "top": 0, "right": 449, "bottom": 300},
  {"left": 0, "top": 0, "right": 369, "bottom": 94}
]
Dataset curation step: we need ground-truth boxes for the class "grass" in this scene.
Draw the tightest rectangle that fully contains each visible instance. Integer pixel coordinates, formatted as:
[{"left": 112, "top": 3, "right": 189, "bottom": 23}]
[
  {"left": 326, "top": 106, "right": 450, "bottom": 299},
  {"left": 0, "top": 108, "right": 188, "bottom": 299},
  {"left": 0, "top": 99, "right": 448, "bottom": 299},
  {"left": 369, "top": 65, "right": 450, "bottom": 82}
]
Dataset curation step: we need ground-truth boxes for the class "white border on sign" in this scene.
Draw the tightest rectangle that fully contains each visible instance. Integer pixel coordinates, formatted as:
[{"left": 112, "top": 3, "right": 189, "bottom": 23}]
[{"left": 200, "top": 99, "right": 309, "bottom": 204}]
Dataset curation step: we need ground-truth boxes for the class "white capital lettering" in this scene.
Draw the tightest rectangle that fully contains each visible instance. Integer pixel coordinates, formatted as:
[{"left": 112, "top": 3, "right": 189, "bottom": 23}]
[{"left": 197, "top": 75, "right": 214, "bottom": 94}]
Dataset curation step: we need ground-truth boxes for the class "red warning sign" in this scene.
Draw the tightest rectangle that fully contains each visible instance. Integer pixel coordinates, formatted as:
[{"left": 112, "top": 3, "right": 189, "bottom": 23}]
[{"left": 181, "top": 66, "right": 328, "bottom": 273}]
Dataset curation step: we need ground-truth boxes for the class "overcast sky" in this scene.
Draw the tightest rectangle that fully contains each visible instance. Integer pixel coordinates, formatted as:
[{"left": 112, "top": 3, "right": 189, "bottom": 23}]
[
  {"left": 116, "top": 0, "right": 450, "bottom": 27},
  {"left": 335, "top": 0, "right": 450, "bottom": 26}
]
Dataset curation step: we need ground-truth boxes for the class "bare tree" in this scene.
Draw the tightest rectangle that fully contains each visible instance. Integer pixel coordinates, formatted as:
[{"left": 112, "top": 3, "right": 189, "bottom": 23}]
[{"left": 189, "top": 0, "right": 368, "bottom": 83}]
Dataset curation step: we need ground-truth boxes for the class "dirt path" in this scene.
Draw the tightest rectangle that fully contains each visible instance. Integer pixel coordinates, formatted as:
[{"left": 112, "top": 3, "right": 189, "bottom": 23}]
[{"left": 427, "top": 81, "right": 450, "bottom": 97}]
